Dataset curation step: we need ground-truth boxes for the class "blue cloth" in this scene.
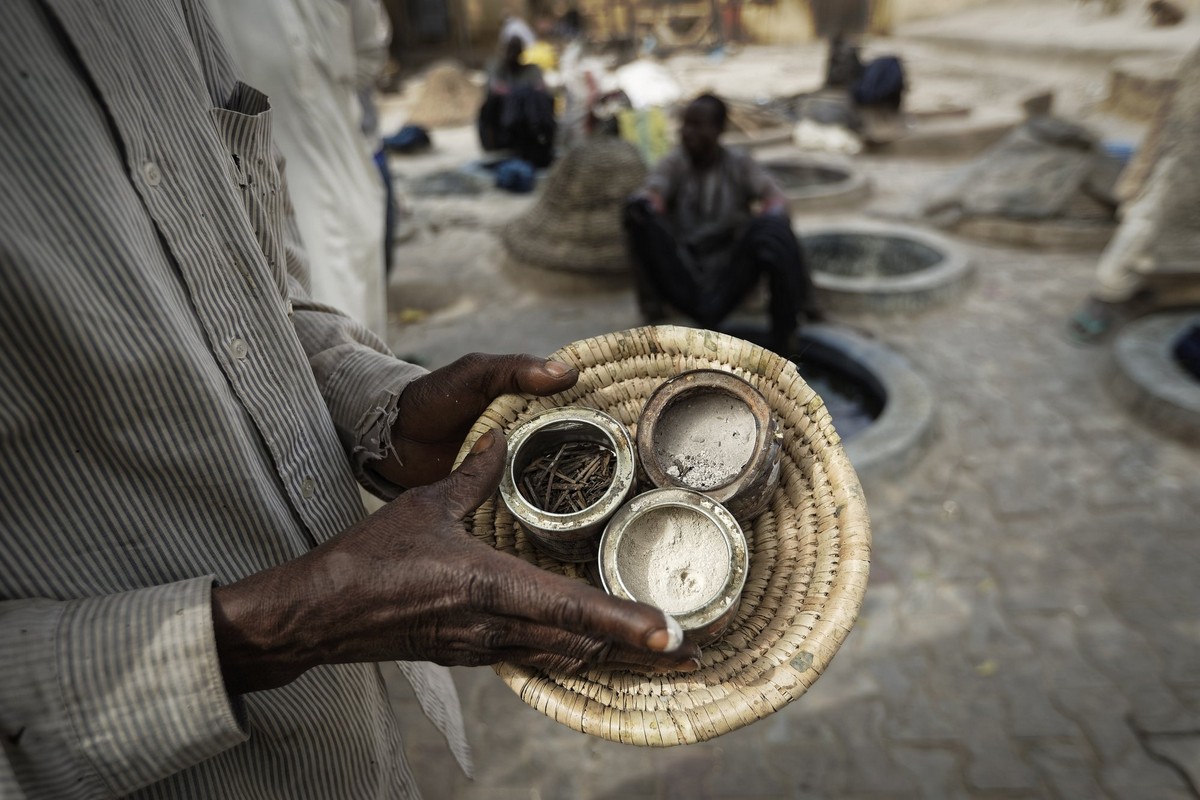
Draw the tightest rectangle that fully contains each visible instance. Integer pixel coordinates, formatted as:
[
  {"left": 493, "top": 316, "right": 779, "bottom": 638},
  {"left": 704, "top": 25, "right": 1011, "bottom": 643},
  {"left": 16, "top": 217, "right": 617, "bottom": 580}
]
[
  {"left": 853, "top": 56, "right": 905, "bottom": 109},
  {"left": 1103, "top": 141, "right": 1136, "bottom": 165},
  {"left": 373, "top": 149, "right": 396, "bottom": 274},
  {"left": 494, "top": 158, "right": 537, "bottom": 193},
  {"left": 382, "top": 124, "right": 432, "bottom": 154}
]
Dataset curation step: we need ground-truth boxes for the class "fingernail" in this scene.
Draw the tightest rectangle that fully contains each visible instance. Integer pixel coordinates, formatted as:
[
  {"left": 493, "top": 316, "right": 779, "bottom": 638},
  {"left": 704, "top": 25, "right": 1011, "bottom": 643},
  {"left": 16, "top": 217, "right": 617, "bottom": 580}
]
[
  {"left": 543, "top": 359, "right": 574, "bottom": 378},
  {"left": 471, "top": 431, "right": 495, "bottom": 454},
  {"left": 646, "top": 615, "right": 685, "bottom": 652}
]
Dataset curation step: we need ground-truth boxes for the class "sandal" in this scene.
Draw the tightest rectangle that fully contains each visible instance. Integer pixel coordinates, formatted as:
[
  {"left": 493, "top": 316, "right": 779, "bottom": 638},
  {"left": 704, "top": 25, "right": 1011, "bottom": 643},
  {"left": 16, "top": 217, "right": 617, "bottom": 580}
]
[{"left": 1067, "top": 301, "right": 1117, "bottom": 345}]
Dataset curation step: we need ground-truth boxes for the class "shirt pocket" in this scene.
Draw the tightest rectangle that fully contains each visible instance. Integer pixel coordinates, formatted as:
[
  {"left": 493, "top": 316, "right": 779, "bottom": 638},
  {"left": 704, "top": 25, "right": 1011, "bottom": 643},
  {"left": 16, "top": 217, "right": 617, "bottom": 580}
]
[{"left": 209, "top": 82, "right": 290, "bottom": 305}]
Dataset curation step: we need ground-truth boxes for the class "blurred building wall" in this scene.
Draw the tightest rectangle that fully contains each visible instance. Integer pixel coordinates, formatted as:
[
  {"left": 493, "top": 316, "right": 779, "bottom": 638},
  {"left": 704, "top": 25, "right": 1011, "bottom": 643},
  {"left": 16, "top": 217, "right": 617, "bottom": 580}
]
[
  {"left": 569, "top": 0, "right": 1005, "bottom": 45},
  {"left": 395, "top": 0, "right": 1039, "bottom": 50}
]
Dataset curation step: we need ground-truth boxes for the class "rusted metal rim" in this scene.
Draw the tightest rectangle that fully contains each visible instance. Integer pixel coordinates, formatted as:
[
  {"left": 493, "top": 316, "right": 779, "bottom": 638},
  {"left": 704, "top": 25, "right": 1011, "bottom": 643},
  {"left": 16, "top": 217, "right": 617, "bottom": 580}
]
[
  {"left": 636, "top": 369, "right": 782, "bottom": 521},
  {"left": 499, "top": 406, "right": 638, "bottom": 562},
  {"left": 598, "top": 488, "right": 748, "bottom": 645}
]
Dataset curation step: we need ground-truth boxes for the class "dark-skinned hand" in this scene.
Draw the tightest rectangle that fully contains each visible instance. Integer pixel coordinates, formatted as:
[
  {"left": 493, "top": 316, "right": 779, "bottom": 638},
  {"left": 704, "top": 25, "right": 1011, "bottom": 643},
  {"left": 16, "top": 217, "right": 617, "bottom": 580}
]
[
  {"left": 213, "top": 430, "right": 701, "bottom": 695},
  {"left": 372, "top": 353, "right": 579, "bottom": 489}
]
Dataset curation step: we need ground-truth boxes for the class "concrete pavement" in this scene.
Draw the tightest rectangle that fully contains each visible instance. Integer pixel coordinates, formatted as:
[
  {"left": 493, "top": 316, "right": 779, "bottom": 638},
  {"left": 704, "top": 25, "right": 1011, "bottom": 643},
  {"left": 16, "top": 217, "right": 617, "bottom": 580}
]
[{"left": 379, "top": 10, "right": 1200, "bottom": 796}]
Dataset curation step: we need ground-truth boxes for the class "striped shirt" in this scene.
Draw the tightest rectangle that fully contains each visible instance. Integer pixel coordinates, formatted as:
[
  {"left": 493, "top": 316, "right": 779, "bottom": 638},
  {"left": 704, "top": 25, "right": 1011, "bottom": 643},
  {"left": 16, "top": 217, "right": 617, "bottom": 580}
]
[{"left": 0, "top": 0, "right": 462, "bottom": 796}]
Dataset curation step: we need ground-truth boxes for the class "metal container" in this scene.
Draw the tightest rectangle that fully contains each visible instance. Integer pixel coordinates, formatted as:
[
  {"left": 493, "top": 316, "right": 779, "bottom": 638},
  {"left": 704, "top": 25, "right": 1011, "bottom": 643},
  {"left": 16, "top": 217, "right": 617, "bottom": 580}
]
[
  {"left": 499, "top": 406, "right": 638, "bottom": 562},
  {"left": 637, "top": 369, "right": 783, "bottom": 521},
  {"left": 598, "top": 488, "right": 748, "bottom": 645}
]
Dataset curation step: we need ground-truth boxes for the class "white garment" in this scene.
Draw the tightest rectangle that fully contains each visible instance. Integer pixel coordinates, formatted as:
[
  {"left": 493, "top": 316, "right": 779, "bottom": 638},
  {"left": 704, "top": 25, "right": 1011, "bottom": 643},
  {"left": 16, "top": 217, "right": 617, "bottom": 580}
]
[
  {"left": 793, "top": 119, "right": 863, "bottom": 155},
  {"left": 1093, "top": 154, "right": 1170, "bottom": 302},
  {"left": 614, "top": 59, "right": 683, "bottom": 110},
  {"left": 207, "top": 0, "right": 390, "bottom": 337}
]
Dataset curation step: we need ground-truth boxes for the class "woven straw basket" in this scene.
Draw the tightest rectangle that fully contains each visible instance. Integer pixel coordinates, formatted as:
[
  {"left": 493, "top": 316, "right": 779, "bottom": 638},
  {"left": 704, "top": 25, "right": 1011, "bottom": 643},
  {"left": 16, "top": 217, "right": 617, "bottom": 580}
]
[
  {"left": 454, "top": 325, "right": 871, "bottom": 745},
  {"left": 501, "top": 138, "right": 647, "bottom": 274},
  {"left": 407, "top": 63, "right": 483, "bottom": 129}
]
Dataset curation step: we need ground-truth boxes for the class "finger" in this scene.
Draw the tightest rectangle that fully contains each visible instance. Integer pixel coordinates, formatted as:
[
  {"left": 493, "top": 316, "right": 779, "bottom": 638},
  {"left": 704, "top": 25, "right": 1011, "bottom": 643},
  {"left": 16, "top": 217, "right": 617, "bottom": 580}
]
[
  {"left": 478, "top": 559, "right": 690, "bottom": 654},
  {"left": 513, "top": 356, "right": 579, "bottom": 397},
  {"left": 479, "top": 627, "right": 701, "bottom": 674},
  {"left": 450, "top": 353, "right": 579, "bottom": 400},
  {"left": 507, "top": 648, "right": 702, "bottom": 676},
  {"left": 487, "top": 618, "right": 700, "bottom": 666},
  {"left": 434, "top": 430, "right": 507, "bottom": 519},
  {"left": 396, "top": 355, "right": 578, "bottom": 443},
  {"left": 465, "top": 615, "right": 700, "bottom": 668},
  {"left": 603, "top": 639, "right": 702, "bottom": 668}
]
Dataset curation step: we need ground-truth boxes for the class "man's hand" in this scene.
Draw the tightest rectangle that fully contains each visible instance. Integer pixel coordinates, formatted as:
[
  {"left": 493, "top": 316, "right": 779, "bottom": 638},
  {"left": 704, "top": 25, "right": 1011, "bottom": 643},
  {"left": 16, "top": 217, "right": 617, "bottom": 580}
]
[
  {"left": 212, "top": 430, "right": 701, "bottom": 695},
  {"left": 643, "top": 189, "right": 666, "bottom": 215},
  {"left": 373, "top": 354, "right": 578, "bottom": 489},
  {"left": 759, "top": 190, "right": 790, "bottom": 218}
]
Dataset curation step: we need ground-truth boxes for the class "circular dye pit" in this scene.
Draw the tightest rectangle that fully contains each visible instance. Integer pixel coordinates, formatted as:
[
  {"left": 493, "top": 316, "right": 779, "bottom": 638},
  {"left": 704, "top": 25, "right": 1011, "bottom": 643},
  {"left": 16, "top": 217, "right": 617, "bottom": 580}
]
[
  {"left": 1108, "top": 311, "right": 1200, "bottom": 446},
  {"left": 790, "top": 355, "right": 884, "bottom": 442},
  {"left": 762, "top": 158, "right": 870, "bottom": 214},
  {"left": 720, "top": 322, "right": 934, "bottom": 484},
  {"left": 799, "top": 221, "right": 973, "bottom": 313}
]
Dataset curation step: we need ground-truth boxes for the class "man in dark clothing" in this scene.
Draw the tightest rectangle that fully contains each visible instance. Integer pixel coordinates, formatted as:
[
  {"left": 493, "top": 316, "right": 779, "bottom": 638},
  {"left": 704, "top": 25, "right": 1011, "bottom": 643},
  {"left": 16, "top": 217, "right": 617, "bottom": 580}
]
[
  {"left": 623, "top": 94, "right": 819, "bottom": 349},
  {"left": 478, "top": 35, "right": 557, "bottom": 168}
]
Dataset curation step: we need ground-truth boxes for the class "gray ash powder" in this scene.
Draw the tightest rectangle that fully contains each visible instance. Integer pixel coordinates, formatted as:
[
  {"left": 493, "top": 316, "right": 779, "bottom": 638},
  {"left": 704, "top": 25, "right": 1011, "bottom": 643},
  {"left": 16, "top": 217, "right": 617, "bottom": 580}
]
[
  {"left": 615, "top": 507, "right": 730, "bottom": 614},
  {"left": 654, "top": 393, "right": 757, "bottom": 490}
]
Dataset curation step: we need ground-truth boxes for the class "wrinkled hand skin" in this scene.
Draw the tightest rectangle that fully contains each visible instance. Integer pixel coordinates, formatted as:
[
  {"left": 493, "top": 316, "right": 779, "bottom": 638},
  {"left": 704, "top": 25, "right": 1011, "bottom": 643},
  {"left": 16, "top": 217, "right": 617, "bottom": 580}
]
[
  {"left": 212, "top": 355, "right": 701, "bottom": 696},
  {"left": 375, "top": 353, "right": 579, "bottom": 489}
]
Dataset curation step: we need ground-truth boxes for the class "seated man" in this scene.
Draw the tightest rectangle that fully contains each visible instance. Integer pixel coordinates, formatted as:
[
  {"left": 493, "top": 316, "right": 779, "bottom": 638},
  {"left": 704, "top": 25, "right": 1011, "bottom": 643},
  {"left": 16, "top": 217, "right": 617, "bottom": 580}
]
[
  {"left": 623, "top": 94, "right": 819, "bottom": 350},
  {"left": 478, "top": 35, "right": 557, "bottom": 168}
]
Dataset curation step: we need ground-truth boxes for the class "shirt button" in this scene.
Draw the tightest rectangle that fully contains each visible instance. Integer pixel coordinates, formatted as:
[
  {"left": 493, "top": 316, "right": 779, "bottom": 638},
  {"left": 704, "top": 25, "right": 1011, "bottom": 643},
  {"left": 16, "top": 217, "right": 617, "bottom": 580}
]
[
  {"left": 300, "top": 478, "right": 316, "bottom": 499},
  {"left": 142, "top": 161, "right": 162, "bottom": 187},
  {"left": 228, "top": 337, "right": 249, "bottom": 360}
]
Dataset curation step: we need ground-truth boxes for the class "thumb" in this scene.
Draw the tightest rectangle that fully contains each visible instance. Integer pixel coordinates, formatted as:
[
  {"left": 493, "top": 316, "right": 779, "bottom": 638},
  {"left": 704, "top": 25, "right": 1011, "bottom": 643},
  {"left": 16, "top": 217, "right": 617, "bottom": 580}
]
[{"left": 436, "top": 430, "right": 507, "bottom": 520}]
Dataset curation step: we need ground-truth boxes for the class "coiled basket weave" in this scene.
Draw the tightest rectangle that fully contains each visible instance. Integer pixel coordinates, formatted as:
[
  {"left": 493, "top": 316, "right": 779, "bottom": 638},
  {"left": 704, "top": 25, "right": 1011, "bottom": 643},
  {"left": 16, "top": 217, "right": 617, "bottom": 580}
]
[
  {"left": 500, "top": 138, "right": 647, "bottom": 274},
  {"left": 454, "top": 325, "right": 871, "bottom": 745}
]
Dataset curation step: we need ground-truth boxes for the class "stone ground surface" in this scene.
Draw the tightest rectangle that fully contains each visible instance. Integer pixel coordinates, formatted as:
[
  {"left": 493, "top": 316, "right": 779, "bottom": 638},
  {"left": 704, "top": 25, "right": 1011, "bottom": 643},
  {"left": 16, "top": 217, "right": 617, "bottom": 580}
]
[{"left": 376, "top": 4, "right": 1200, "bottom": 797}]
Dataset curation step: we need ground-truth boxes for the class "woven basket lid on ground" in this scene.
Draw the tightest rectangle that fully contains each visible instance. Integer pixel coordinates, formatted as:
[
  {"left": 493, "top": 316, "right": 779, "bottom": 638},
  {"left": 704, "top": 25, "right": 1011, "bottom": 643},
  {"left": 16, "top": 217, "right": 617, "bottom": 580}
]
[
  {"left": 501, "top": 137, "right": 648, "bottom": 274},
  {"left": 407, "top": 62, "right": 483, "bottom": 129},
  {"left": 454, "top": 325, "right": 872, "bottom": 745}
]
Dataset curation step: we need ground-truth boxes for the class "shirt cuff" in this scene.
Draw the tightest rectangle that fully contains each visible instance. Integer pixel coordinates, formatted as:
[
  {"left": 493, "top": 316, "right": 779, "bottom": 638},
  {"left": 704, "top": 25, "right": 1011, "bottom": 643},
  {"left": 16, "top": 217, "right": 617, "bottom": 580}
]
[
  {"left": 320, "top": 346, "right": 427, "bottom": 499},
  {"left": 0, "top": 577, "right": 246, "bottom": 797}
]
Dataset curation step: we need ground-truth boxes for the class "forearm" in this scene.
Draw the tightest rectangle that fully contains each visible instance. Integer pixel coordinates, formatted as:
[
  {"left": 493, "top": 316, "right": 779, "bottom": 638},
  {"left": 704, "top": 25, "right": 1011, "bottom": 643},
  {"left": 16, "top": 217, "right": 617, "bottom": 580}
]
[
  {"left": 211, "top": 560, "right": 320, "bottom": 696},
  {"left": 286, "top": 273, "right": 426, "bottom": 497},
  {"left": 1, "top": 581, "right": 246, "bottom": 798},
  {"left": 209, "top": 414, "right": 701, "bottom": 696}
]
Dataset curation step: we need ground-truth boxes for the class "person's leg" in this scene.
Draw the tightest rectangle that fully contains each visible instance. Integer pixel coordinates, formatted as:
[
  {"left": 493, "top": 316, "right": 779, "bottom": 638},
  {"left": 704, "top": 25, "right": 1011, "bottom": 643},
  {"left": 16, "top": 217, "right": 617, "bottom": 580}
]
[
  {"left": 519, "top": 90, "right": 557, "bottom": 168},
  {"left": 784, "top": 222, "right": 822, "bottom": 324},
  {"left": 1068, "top": 163, "right": 1167, "bottom": 343},
  {"left": 478, "top": 92, "right": 508, "bottom": 151},
  {"left": 705, "top": 215, "right": 808, "bottom": 347},
  {"left": 622, "top": 199, "right": 704, "bottom": 323}
]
